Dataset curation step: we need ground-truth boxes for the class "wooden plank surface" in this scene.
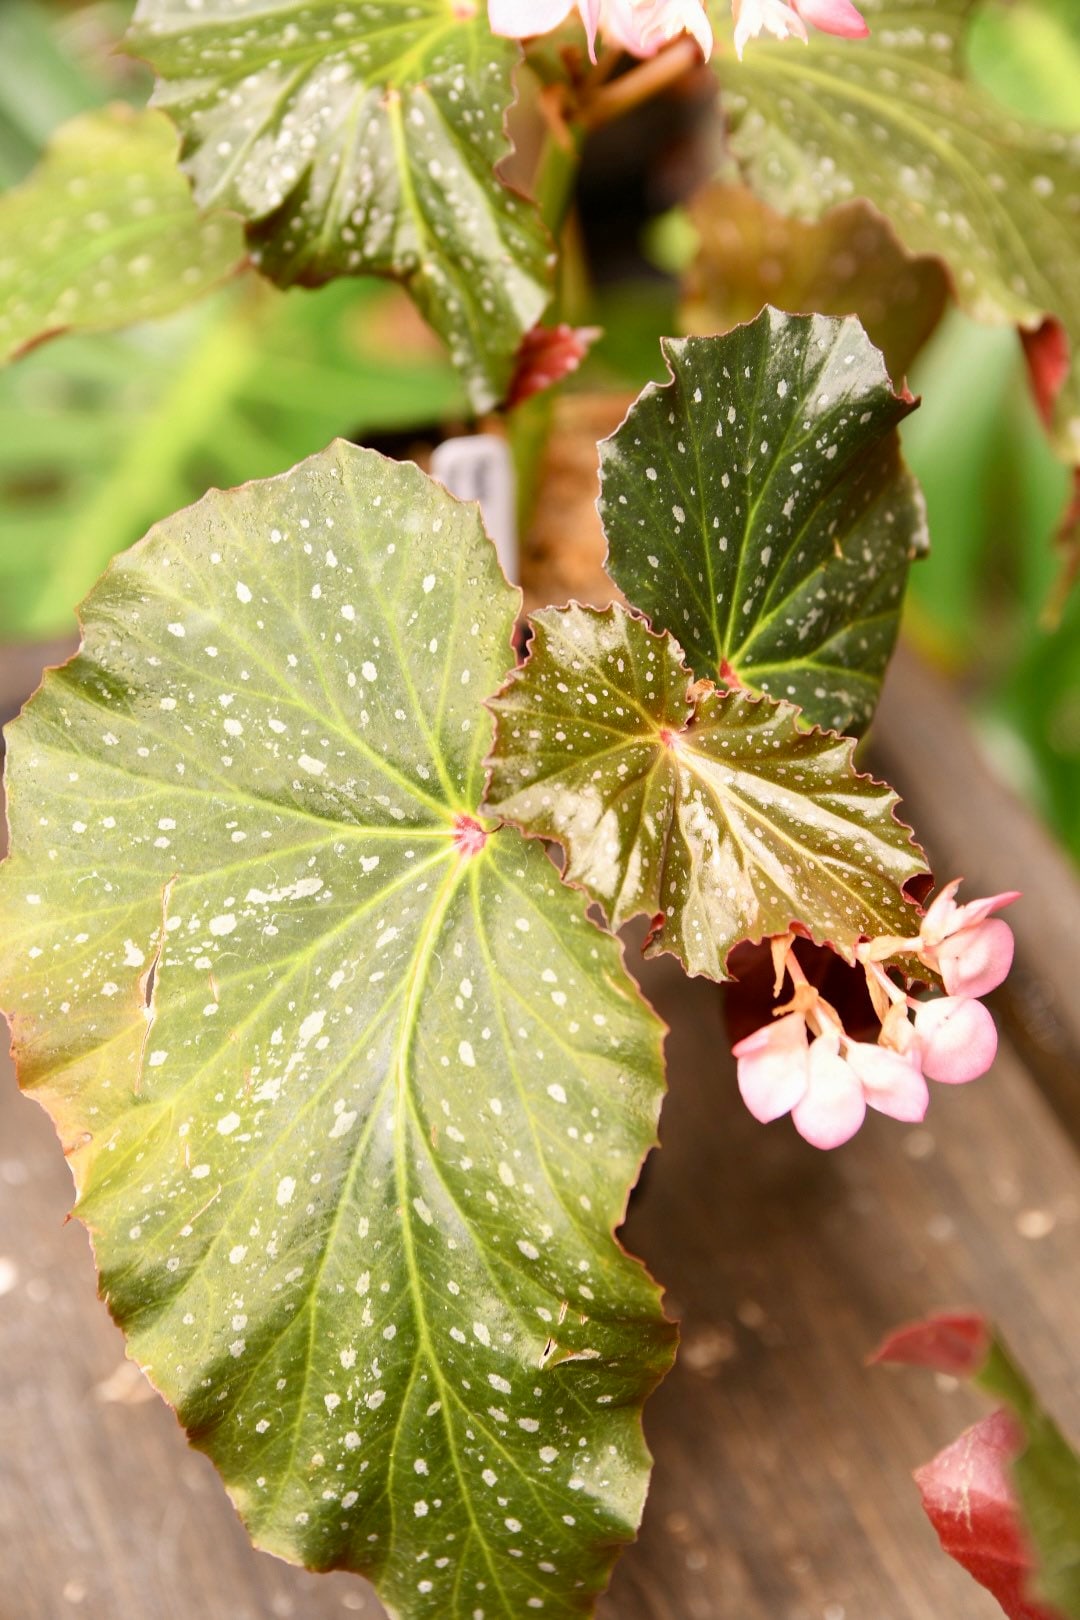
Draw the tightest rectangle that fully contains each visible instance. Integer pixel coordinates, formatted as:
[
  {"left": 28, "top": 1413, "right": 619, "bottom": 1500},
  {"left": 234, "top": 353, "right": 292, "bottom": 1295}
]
[
  {"left": 2, "top": 457, "right": 1080, "bottom": 1619},
  {"left": 3, "top": 926, "right": 1079, "bottom": 1619}
]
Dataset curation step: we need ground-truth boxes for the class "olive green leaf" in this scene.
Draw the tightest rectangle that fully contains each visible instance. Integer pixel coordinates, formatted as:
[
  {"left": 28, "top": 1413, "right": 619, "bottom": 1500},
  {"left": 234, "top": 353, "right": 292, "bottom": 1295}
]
[
  {"left": 0, "top": 104, "right": 245, "bottom": 364},
  {"left": 485, "top": 602, "right": 927, "bottom": 980},
  {"left": 713, "top": 0, "right": 1080, "bottom": 464},
  {"left": 0, "top": 443, "right": 673, "bottom": 1618},
  {"left": 598, "top": 311, "right": 928, "bottom": 737},
  {"left": 126, "top": 0, "right": 552, "bottom": 412}
]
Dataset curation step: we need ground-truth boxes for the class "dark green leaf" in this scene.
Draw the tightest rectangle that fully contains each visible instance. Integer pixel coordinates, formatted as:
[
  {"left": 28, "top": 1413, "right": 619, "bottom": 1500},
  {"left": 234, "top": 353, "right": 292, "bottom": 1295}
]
[
  {"left": 0, "top": 443, "right": 673, "bottom": 1617},
  {"left": 713, "top": 0, "right": 1080, "bottom": 464},
  {"left": 485, "top": 601, "right": 927, "bottom": 980},
  {"left": 127, "top": 0, "right": 553, "bottom": 412},
  {"left": 0, "top": 105, "right": 246, "bottom": 363},
  {"left": 598, "top": 310, "right": 928, "bottom": 736}
]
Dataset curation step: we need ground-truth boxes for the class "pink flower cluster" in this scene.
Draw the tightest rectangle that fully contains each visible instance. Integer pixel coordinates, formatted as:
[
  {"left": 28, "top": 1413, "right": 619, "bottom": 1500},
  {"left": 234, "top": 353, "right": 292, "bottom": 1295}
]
[
  {"left": 487, "top": 0, "right": 867, "bottom": 64},
  {"left": 733, "top": 882, "right": 1019, "bottom": 1150}
]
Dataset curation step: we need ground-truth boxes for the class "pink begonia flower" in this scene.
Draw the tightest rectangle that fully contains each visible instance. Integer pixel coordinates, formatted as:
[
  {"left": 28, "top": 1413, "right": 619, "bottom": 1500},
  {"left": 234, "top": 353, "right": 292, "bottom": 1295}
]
[
  {"left": 917, "top": 879, "right": 1020, "bottom": 1000},
  {"left": 488, "top": 0, "right": 711, "bottom": 61},
  {"left": 913, "top": 995, "right": 999, "bottom": 1085},
  {"left": 734, "top": 1010, "right": 810, "bottom": 1123},
  {"left": 734, "top": 1012, "right": 928, "bottom": 1151},
  {"left": 791, "top": 1030, "right": 867, "bottom": 1150},
  {"left": 732, "top": 0, "right": 868, "bottom": 59}
]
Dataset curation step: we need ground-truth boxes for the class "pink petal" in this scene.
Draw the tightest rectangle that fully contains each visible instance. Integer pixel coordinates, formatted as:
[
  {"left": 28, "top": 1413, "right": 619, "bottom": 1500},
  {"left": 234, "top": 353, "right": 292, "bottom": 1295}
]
[
  {"left": 920, "top": 878, "right": 963, "bottom": 945},
  {"left": 791, "top": 1038, "right": 866, "bottom": 1149},
  {"left": 846, "top": 1041, "right": 930, "bottom": 1123},
  {"left": 733, "top": 1011, "right": 809, "bottom": 1122},
  {"left": 488, "top": 0, "right": 576, "bottom": 40},
  {"left": 953, "top": 889, "right": 1021, "bottom": 930},
  {"left": 793, "top": 0, "right": 869, "bottom": 37},
  {"left": 937, "top": 917, "right": 1015, "bottom": 999},
  {"left": 598, "top": 0, "right": 711, "bottom": 57},
  {"left": 914, "top": 997, "right": 998, "bottom": 1084}
]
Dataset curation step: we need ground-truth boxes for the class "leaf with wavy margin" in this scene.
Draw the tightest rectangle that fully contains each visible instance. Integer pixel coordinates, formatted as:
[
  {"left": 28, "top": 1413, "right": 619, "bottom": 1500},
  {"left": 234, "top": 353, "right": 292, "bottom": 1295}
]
[
  {"left": 0, "top": 442, "right": 673, "bottom": 1619},
  {"left": 598, "top": 311, "right": 928, "bottom": 736},
  {"left": 485, "top": 601, "right": 927, "bottom": 979},
  {"left": 713, "top": 0, "right": 1080, "bottom": 464},
  {"left": 126, "top": 0, "right": 552, "bottom": 411},
  {"left": 0, "top": 104, "right": 245, "bottom": 363}
]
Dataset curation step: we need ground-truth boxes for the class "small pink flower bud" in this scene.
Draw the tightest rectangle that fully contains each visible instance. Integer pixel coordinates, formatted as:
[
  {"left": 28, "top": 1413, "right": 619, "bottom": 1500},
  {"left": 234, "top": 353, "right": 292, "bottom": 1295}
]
[
  {"left": 913, "top": 996, "right": 998, "bottom": 1084},
  {"left": 733, "top": 1011, "right": 809, "bottom": 1122},
  {"left": 918, "top": 881, "right": 1019, "bottom": 999}
]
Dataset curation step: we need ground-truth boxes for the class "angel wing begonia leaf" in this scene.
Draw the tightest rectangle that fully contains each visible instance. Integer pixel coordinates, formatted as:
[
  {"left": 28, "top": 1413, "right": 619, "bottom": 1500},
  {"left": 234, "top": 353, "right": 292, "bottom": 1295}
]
[
  {"left": 0, "top": 104, "right": 245, "bottom": 364},
  {"left": 713, "top": 0, "right": 1080, "bottom": 465},
  {"left": 0, "top": 443, "right": 674, "bottom": 1618},
  {"left": 597, "top": 311, "right": 928, "bottom": 736},
  {"left": 125, "top": 0, "right": 552, "bottom": 412},
  {"left": 484, "top": 602, "right": 927, "bottom": 980}
]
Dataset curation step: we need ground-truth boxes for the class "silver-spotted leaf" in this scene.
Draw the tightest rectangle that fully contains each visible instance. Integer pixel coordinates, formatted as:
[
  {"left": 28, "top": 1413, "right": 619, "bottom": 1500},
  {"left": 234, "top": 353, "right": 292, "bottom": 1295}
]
[
  {"left": 0, "top": 104, "right": 245, "bottom": 363},
  {"left": 485, "top": 603, "right": 927, "bottom": 980},
  {"left": 126, "top": 0, "right": 552, "bottom": 412},
  {"left": 714, "top": 0, "right": 1080, "bottom": 464},
  {"left": 0, "top": 443, "right": 674, "bottom": 1618},
  {"left": 598, "top": 311, "right": 928, "bottom": 736}
]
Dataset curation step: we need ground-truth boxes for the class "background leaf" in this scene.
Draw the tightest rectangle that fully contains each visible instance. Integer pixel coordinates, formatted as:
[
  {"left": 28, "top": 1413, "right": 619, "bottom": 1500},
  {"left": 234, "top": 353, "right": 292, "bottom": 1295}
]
[
  {"left": 681, "top": 185, "right": 949, "bottom": 387},
  {"left": 875, "top": 1314, "right": 1080, "bottom": 1618},
  {"left": 127, "top": 0, "right": 552, "bottom": 412},
  {"left": 597, "top": 310, "right": 928, "bottom": 736},
  {"left": 0, "top": 277, "right": 463, "bottom": 640},
  {"left": 713, "top": 0, "right": 1080, "bottom": 465},
  {"left": 0, "top": 103, "right": 245, "bottom": 363},
  {"left": 486, "top": 602, "right": 927, "bottom": 980},
  {"left": 0, "top": 442, "right": 673, "bottom": 1617}
]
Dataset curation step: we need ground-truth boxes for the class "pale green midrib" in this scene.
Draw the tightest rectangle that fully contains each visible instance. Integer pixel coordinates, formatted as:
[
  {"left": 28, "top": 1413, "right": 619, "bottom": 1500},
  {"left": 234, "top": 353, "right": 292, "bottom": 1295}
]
[
  {"left": 726, "top": 330, "right": 890, "bottom": 665},
  {"left": 83, "top": 846, "right": 451, "bottom": 1228},
  {"left": 468, "top": 854, "right": 629, "bottom": 1255},
  {"left": 206, "top": 493, "right": 467, "bottom": 819},
  {"left": 69, "top": 579, "right": 457, "bottom": 824},
  {"left": 3, "top": 195, "right": 232, "bottom": 342},
  {"left": 680, "top": 735, "right": 918, "bottom": 934},
  {"left": 338, "top": 456, "right": 470, "bottom": 808},
  {"left": 736, "top": 49, "right": 1066, "bottom": 325},
  {"left": 388, "top": 853, "right": 520, "bottom": 1618}
]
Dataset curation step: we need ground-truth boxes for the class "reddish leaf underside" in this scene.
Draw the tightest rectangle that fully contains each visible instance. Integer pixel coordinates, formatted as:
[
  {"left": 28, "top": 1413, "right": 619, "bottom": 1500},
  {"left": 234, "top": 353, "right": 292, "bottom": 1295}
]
[{"left": 916, "top": 1410, "right": 1065, "bottom": 1620}]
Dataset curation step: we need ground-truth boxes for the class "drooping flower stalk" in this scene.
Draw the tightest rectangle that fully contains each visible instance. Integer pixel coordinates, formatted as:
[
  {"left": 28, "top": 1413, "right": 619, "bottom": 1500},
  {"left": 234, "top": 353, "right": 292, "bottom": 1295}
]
[{"left": 732, "top": 881, "right": 1018, "bottom": 1150}]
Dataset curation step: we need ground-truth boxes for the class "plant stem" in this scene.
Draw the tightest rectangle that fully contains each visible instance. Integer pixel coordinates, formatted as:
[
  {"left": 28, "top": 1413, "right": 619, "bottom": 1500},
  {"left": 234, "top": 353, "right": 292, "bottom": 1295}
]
[{"left": 580, "top": 38, "right": 703, "bottom": 130}]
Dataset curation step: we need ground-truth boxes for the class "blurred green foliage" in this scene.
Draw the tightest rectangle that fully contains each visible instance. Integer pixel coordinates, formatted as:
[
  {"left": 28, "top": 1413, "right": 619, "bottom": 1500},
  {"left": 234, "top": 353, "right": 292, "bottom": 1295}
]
[{"left": 0, "top": 0, "right": 462, "bottom": 639}]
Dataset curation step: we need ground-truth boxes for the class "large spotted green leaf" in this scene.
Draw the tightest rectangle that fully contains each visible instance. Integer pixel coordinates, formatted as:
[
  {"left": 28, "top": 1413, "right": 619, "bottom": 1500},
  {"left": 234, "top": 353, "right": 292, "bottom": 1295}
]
[
  {"left": 484, "top": 603, "right": 927, "bottom": 981},
  {"left": 126, "top": 0, "right": 552, "bottom": 412},
  {"left": 598, "top": 311, "right": 928, "bottom": 737},
  {"left": 713, "top": 0, "right": 1080, "bottom": 464},
  {"left": 0, "top": 104, "right": 245, "bottom": 363},
  {"left": 0, "top": 443, "right": 673, "bottom": 1618}
]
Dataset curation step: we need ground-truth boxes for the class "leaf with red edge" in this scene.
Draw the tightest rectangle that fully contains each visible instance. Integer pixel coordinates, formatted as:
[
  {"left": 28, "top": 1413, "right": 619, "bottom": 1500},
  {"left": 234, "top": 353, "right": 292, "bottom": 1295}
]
[
  {"left": 876, "top": 1315, "right": 1080, "bottom": 1619},
  {"left": 916, "top": 1410, "right": 1064, "bottom": 1620},
  {"left": 870, "top": 1311, "right": 991, "bottom": 1377},
  {"left": 484, "top": 601, "right": 927, "bottom": 981}
]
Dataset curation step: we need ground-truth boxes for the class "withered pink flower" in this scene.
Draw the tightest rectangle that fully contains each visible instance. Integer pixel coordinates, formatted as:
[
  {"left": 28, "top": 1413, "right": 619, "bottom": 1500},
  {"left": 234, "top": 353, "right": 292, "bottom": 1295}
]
[{"left": 732, "top": 0, "right": 868, "bottom": 58}]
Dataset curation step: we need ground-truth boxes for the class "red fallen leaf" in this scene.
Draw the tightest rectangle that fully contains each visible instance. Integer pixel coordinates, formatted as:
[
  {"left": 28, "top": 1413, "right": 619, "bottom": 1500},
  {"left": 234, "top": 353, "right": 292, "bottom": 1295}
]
[
  {"left": 915, "top": 1409, "right": 1065, "bottom": 1620},
  {"left": 870, "top": 1311, "right": 990, "bottom": 1376},
  {"left": 508, "top": 323, "right": 601, "bottom": 406}
]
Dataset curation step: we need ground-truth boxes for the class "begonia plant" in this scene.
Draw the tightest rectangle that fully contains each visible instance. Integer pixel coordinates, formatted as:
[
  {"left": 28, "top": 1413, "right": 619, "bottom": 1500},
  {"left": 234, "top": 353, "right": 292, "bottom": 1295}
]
[{"left": 1, "top": 1, "right": 1078, "bottom": 1616}]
